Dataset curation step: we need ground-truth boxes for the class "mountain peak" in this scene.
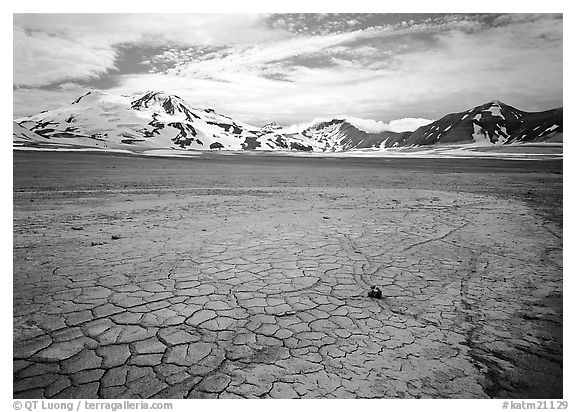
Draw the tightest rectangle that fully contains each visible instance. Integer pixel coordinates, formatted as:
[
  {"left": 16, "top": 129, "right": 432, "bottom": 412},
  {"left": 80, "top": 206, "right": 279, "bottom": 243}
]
[
  {"left": 481, "top": 99, "right": 508, "bottom": 109},
  {"left": 131, "top": 91, "right": 185, "bottom": 109},
  {"left": 129, "top": 90, "right": 201, "bottom": 121},
  {"left": 70, "top": 90, "right": 108, "bottom": 105},
  {"left": 309, "top": 119, "right": 347, "bottom": 130},
  {"left": 261, "top": 122, "right": 282, "bottom": 133}
]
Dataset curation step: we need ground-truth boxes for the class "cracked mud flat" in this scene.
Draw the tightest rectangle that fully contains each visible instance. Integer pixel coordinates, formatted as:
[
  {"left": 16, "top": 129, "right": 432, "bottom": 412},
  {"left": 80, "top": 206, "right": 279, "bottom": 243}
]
[{"left": 13, "top": 152, "right": 562, "bottom": 399}]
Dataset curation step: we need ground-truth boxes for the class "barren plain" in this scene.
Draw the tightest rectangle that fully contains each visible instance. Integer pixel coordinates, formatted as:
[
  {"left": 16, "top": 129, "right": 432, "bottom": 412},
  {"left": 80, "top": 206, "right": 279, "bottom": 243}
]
[{"left": 13, "top": 151, "right": 563, "bottom": 399}]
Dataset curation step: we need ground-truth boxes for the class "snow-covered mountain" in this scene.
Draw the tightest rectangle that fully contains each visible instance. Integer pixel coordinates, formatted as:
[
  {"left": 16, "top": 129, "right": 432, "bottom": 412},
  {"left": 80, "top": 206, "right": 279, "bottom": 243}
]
[
  {"left": 13, "top": 90, "right": 316, "bottom": 151},
  {"left": 13, "top": 92, "right": 562, "bottom": 152},
  {"left": 300, "top": 119, "right": 412, "bottom": 151}
]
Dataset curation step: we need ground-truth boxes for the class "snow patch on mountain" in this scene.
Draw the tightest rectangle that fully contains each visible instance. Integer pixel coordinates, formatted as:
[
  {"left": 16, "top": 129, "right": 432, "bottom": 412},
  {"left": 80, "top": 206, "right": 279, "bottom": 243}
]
[
  {"left": 472, "top": 124, "right": 492, "bottom": 145},
  {"left": 545, "top": 124, "right": 559, "bottom": 132},
  {"left": 483, "top": 101, "right": 506, "bottom": 119}
]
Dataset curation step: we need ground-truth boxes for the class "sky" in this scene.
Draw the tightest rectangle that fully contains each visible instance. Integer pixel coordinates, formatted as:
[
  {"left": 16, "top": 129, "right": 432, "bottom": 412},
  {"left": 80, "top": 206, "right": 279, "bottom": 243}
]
[{"left": 13, "top": 13, "right": 563, "bottom": 128}]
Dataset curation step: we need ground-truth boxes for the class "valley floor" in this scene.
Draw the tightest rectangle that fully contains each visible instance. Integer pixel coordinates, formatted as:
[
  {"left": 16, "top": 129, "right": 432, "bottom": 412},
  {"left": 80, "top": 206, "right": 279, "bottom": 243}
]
[{"left": 13, "top": 151, "right": 563, "bottom": 399}]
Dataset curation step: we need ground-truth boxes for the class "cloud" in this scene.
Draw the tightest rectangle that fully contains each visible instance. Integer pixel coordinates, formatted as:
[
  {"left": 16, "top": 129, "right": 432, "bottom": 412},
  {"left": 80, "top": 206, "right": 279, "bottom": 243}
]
[
  {"left": 13, "top": 14, "right": 291, "bottom": 88},
  {"left": 13, "top": 26, "right": 117, "bottom": 87},
  {"left": 13, "top": 14, "right": 562, "bottom": 125},
  {"left": 347, "top": 117, "right": 433, "bottom": 133},
  {"left": 279, "top": 116, "right": 432, "bottom": 134},
  {"left": 13, "top": 14, "right": 286, "bottom": 47},
  {"left": 380, "top": 14, "right": 563, "bottom": 112},
  {"left": 58, "top": 82, "right": 85, "bottom": 90},
  {"left": 118, "top": 13, "right": 560, "bottom": 124},
  {"left": 159, "top": 28, "right": 382, "bottom": 80}
]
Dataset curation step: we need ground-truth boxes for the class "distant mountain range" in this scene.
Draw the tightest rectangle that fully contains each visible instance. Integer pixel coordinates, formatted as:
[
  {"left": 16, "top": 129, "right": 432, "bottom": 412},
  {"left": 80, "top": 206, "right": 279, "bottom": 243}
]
[{"left": 13, "top": 90, "right": 563, "bottom": 152}]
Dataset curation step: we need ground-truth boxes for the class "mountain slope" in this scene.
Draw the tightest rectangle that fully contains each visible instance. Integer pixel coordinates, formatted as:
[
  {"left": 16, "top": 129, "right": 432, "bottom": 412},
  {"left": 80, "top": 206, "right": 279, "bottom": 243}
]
[
  {"left": 13, "top": 121, "right": 46, "bottom": 143},
  {"left": 406, "top": 101, "right": 563, "bottom": 146}
]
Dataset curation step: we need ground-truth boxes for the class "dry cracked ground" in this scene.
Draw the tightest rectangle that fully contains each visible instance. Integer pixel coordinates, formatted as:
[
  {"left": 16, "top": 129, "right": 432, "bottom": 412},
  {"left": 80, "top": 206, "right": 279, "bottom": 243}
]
[{"left": 13, "top": 152, "right": 563, "bottom": 399}]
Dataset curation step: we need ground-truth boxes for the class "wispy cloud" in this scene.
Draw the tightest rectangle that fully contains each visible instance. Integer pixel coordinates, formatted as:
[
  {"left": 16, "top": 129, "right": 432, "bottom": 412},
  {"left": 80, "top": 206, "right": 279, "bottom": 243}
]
[
  {"left": 13, "top": 14, "right": 288, "bottom": 88},
  {"left": 13, "top": 26, "right": 117, "bottom": 87},
  {"left": 13, "top": 13, "right": 562, "bottom": 125}
]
